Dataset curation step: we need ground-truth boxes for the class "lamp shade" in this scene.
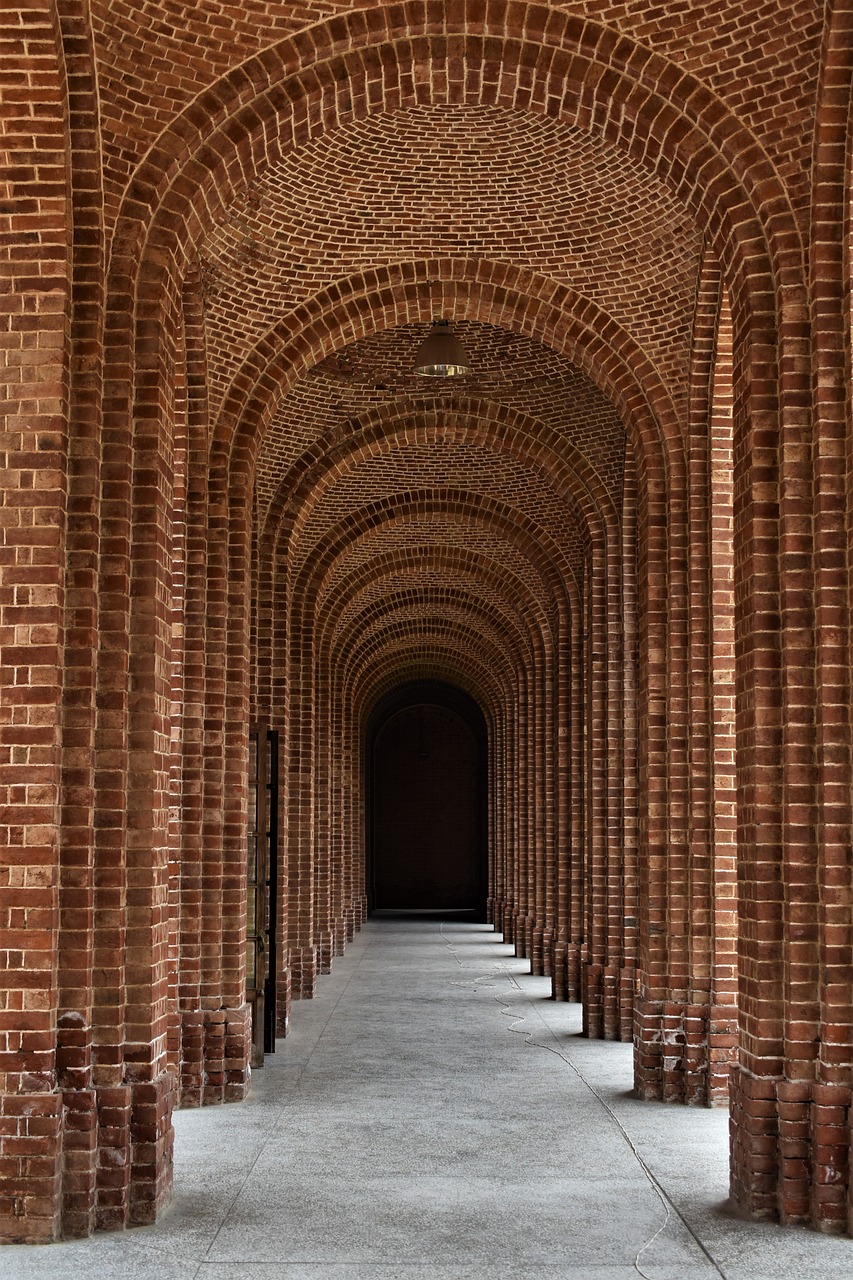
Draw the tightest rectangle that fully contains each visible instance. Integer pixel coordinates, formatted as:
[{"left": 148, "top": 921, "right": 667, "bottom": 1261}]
[{"left": 413, "top": 321, "right": 471, "bottom": 377}]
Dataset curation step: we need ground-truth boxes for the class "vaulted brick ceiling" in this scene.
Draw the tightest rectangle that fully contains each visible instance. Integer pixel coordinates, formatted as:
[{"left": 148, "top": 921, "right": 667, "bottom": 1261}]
[
  {"left": 92, "top": 1, "right": 821, "bottom": 231},
  {"left": 89, "top": 0, "right": 823, "bottom": 708},
  {"left": 195, "top": 102, "right": 701, "bottom": 690},
  {"left": 199, "top": 106, "right": 702, "bottom": 419}
]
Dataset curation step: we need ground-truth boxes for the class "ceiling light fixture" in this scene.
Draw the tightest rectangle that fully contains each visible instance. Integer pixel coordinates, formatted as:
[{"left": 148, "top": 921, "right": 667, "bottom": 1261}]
[{"left": 413, "top": 320, "right": 471, "bottom": 377}]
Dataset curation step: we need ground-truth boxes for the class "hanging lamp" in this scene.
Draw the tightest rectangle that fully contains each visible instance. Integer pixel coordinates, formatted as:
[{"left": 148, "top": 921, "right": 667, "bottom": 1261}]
[{"left": 413, "top": 320, "right": 471, "bottom": 377}]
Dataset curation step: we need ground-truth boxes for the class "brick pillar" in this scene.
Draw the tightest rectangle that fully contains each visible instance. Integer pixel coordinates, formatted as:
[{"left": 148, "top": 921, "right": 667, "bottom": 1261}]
[{"left": 0, "top": 1, "right": 69, "bottom": 1242}]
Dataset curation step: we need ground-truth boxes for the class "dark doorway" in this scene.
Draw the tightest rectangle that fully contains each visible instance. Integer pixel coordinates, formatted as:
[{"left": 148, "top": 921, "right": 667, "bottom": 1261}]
[{"left": 367, "top": 681, "right": 488, "bottom": 917}]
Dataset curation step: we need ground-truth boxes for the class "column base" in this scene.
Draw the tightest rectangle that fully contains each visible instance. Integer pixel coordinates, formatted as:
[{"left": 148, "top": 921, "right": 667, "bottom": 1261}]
[
  {"left": 290, "top": 945, "right": 318, "bottom": 999},
  {"left": 634, "top": 997, "right": 736, "bottom": 1104},
  {"left": 318, "top": 931, "right": 334, "bottom": 975},
  {"left": 0, "top": 1092, "right": 63, "bottom": 1243},
  {"left": 531, "top": 924, "right": 545, "bottom": 976},
  {"left": 492, "top": 896, "right": 511, "bottom": 935},
  {"left": 61, "top": 1086, "right": 97, "bottom": 1238},
  {"left": 2, "top": 1074, "right": 177, "bottom": 1243},
  {"left": 729, "top": 1069, "right": 853, "bottom": 1235},
  {"left": 178, "top": 1005, "right": 252, "bottom": 1107},
  {"left": 582, "top": 962, "right": 633, "bottom": 1042},
  {"left": 514, "top": 913, "right": 535, "bottom": 962},
  {"left": 128, "top": 1073, "right": 174, "bottom": 1227}
]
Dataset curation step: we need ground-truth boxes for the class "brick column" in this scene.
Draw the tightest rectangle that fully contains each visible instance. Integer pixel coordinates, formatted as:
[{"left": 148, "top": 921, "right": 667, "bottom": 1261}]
[{"left": 0, "top": 2, "right": 69, "bottom": 1242}]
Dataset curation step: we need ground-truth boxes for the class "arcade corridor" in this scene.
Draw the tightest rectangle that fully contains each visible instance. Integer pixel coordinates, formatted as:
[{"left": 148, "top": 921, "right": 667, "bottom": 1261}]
[
  {"left": 5, "top": 0, "right": 853, "bottom": 1255},
  {"left": 4, "top": 920, "right": 853, "bottom": 1280}
]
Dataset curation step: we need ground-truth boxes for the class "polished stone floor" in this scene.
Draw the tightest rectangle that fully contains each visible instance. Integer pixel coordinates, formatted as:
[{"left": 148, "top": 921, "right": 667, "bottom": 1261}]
[{"left": 3, "top": 919, "right": 852, "bottom": 1280}]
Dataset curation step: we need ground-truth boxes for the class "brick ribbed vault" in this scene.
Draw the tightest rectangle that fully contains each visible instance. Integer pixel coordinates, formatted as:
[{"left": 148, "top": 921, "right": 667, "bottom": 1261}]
[{"left": 2, "top": 0, "right": 853, "bottom": 1251}]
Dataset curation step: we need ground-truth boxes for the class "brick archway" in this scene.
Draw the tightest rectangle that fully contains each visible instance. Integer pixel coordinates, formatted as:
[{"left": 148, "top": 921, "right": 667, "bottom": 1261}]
[{"left": 7, "top": 0, "right": 853, "bottom": 1249}]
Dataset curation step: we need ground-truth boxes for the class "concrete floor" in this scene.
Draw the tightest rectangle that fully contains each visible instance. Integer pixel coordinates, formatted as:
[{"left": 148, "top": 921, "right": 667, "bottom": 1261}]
[{"left": 3, "top": 919, "right": 852, "bottom": 1280}]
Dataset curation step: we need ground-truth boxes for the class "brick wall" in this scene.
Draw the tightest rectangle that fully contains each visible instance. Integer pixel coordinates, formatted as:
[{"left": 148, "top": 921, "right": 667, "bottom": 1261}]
[
  {"left": 0, "top": 0, "right": 69, "bottom": 1243},
  {"left": 2, "top": 0, "right": 853, "bottom": 1245}
]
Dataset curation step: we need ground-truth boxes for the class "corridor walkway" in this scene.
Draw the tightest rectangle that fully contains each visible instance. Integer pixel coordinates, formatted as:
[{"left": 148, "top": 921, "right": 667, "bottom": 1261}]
[{"left": 4, "top": 920, "right": 852, "bottom": 1280}]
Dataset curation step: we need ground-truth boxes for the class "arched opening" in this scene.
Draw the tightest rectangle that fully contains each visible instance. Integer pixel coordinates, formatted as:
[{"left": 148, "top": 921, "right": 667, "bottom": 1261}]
[
  {"left": 11, "top": 0, "right": 853, "bottom": 1252},
  {"left": 366, "top": 680, "right": 488, "bottom": 918}
]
